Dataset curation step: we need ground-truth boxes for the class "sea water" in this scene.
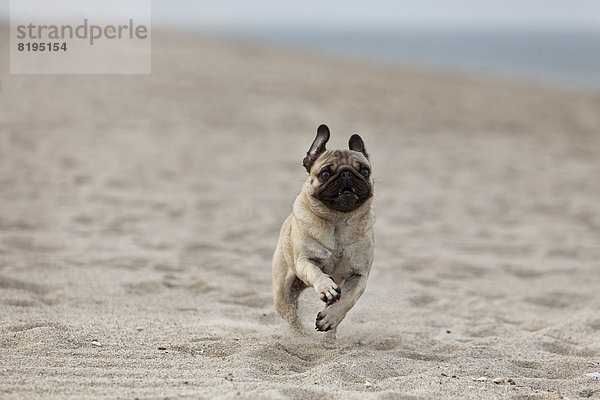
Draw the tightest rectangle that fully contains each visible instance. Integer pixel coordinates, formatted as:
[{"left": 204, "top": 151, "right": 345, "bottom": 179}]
[{"left": 231, "top": 27, "right": 600, "bottom": 90}]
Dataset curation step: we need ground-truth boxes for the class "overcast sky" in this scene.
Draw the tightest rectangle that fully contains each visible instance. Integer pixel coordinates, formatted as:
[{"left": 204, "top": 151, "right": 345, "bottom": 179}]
[
  {"left": 3, "top": 0, "right": 600, "bottom": 30},
  {"left": 152, "top": 0, "right": 600, "bottom": 30}
]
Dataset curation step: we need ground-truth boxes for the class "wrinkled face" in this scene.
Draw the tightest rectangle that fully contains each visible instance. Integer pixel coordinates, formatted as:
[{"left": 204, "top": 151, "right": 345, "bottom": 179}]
[{"left": 309, "top": 150, "right": 373, "bottom": 213}]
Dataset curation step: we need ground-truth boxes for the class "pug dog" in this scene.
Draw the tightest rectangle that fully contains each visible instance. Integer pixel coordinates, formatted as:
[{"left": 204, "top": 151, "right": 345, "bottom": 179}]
[{"left": 272, "top": 124, "right": 375, "bottom": 337}]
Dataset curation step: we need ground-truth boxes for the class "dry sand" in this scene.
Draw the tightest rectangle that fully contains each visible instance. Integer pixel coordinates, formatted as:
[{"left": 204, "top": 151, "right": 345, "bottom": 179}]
[{"left": 1, "top": 28, "right": 600, "bottom": 399}]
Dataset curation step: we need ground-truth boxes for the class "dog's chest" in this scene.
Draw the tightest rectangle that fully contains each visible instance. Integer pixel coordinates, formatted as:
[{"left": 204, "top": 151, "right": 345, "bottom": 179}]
[{"left": 318, "top": 222, "right": 366, "bottom": 276}]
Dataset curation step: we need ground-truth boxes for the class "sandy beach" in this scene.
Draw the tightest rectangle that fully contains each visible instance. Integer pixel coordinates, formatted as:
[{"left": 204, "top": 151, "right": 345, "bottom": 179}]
[{"left": 1, "top": 27, "right": 600, "bottom": 399}]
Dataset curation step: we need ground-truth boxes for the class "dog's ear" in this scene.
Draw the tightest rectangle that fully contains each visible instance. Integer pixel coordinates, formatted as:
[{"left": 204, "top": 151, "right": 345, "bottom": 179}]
[
  {"left": 349, "top": 134, "right": 368, "bottom": 158},
  {"left": 303, "top": 124, "right": 330, "bottom": 172}
]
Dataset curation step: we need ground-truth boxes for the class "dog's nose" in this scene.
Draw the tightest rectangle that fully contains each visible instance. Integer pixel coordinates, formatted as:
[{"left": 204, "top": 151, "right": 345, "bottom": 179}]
[{"left": 340, "top": 170, "right": 353, "bottom": 186}]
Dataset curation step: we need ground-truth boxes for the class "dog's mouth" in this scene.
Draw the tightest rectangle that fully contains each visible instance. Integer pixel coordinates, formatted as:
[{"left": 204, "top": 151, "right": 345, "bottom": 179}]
[{"left": 315, "top": 169, "right": 371, "bottom": 213}]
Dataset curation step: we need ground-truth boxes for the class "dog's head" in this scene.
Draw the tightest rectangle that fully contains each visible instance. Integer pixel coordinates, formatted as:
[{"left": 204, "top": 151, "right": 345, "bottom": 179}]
[{"left": 302, "top": 124, "right": 373, "bottom": 213}]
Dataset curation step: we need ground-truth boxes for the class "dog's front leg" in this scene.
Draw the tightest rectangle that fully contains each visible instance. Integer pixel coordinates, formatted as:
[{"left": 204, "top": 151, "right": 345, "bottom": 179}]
[
  {"left": 315, "top": 272, "right": 368, "bottom": 332},
  {"left": 295, "top": 257, "right": 341, "bottom": 305}
]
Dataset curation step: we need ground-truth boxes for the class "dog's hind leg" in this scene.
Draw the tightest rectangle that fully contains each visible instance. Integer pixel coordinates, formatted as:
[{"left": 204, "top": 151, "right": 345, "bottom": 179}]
[
  {"left": 322, "top": 327, "right": 337, "bottom": 347},
  {"left": 273, "top": 252, "right": 306, "bottom": 331}
]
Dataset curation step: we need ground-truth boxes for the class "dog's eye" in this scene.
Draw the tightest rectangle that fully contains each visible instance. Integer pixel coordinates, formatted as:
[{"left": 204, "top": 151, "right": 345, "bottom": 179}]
[
  {"left": 319, "top": 170, "right": 331, "bottom": 181},
  {"left": 360, "top": 168, "right": 370, "bottom": 177}
]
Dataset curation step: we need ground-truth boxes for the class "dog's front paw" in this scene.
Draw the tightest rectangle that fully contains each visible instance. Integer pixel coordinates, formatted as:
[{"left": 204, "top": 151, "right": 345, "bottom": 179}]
[
  {"left": 315, "top": 305, "right": 343, "bottom": 332},
  {"left": 315, "top": 276, "right": 341, "bottom": 305}
]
